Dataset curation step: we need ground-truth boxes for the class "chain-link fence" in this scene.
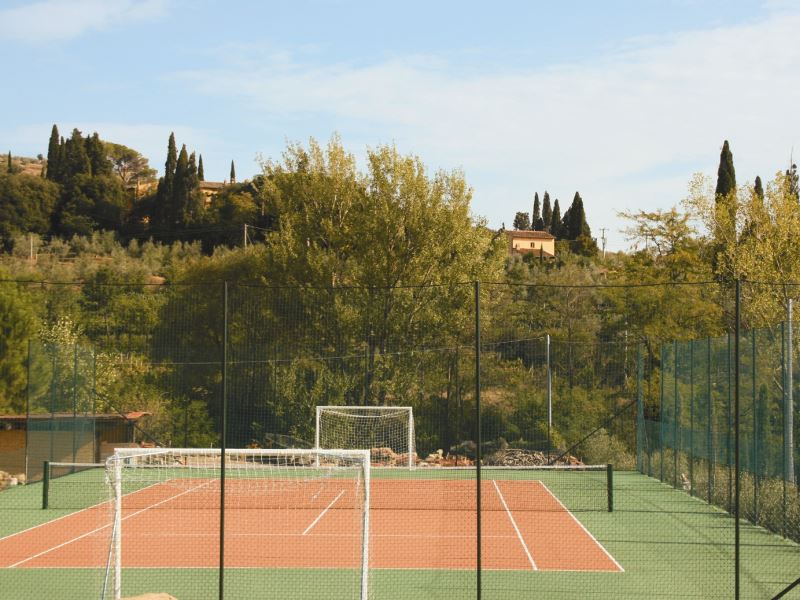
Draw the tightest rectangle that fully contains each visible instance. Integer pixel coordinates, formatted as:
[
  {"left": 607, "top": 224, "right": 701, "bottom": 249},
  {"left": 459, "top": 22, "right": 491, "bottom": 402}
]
[{"left": 0, "top": 279, "right": 798, "bottom": 599}]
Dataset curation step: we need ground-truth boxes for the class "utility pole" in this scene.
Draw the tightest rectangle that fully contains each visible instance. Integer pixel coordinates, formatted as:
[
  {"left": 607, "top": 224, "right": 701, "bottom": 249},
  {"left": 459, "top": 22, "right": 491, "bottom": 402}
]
[{"left": 600, "top": 228, "right": 607, "bottom": 259}]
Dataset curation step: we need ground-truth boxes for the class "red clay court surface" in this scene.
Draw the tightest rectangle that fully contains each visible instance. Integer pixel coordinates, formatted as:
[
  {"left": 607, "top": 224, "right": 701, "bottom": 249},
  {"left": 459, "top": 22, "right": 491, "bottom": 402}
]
[{"left": 0, "top": 479, "right": 623, "bottom": 573}]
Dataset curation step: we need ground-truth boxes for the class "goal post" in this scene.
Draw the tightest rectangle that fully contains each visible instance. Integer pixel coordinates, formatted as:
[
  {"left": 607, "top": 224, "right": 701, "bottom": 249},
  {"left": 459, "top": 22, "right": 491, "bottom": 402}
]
[
  {"left": 105, "top": 447, "right": 370, "bottom": 600},
  {"left": 315, "top": 406, "right": 416, "bottom": 468}
]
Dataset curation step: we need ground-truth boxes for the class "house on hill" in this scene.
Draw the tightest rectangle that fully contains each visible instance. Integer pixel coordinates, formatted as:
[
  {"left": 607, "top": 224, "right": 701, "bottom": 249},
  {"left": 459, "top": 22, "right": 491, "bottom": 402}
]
[{"left": 506, "top": 230, "right": 556, "bottom": 258}]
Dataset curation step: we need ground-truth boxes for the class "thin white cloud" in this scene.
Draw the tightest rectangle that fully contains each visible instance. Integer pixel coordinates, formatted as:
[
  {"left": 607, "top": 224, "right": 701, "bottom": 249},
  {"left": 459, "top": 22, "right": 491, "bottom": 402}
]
[
  {"left": 175, "top": 10, "right": 800, "bottom": 240},
  {"left": 0, "top": 0, "right": 168, "bottom": 42}
]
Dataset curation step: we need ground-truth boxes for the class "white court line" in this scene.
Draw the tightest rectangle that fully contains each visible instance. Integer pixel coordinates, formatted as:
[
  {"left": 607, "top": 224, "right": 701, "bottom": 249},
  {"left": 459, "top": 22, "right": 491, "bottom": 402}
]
[
  {"left": 536, "top": 481, "right": 625, "bottom": 572},
  {"left": 9, "top": 479, "right": 215, "bottom": 568},
  {"left": 0, "top": 479, "right": 167, "bottom": 546},
  {"left": 492, "top": 480, "right": 537, "bottom": 571},
  {"left": 302, "top": 490, "right": 345, "bottom": 536}
]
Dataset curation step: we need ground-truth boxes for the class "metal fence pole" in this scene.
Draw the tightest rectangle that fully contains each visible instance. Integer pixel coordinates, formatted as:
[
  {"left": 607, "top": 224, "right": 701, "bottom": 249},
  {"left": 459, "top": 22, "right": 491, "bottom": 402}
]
[
  {"left": 708, "top": 336, "right": 714, "bottom": 504},
  {"left": 474, "top": 281, "right": 482, "bottom": 600},
  {"left": 752, "top": 328, "right": 758, "bottom": 523},
  {"left": 636, "top": 342, "right": 644, "bottom": 473},
  {"left": 786, "top": 299, "right": 794, "bottom": 486},
  {"left": 546, "top": 333, "right": 552, "bottom": 461},
  {"left": 660, "top": 343, "right": 665, "bottom": 482},
  {"left": 734, "top": 279, "right": 741, "bottom": 600},
  {"left": 674, "top": 340, "right": 679, "bottom": 489},
  {"left": 689, "top": 341, "right": 695, "bottom": 495},
  {"left": 219, "top": 281, "right": 229, "bottom": 600}
]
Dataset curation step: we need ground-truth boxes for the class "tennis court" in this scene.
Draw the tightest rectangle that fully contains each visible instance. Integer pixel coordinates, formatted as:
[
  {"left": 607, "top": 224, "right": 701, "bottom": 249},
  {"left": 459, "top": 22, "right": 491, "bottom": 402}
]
[
  {"left": 0, "top": 467, "right": 619, "bottom": 572},
  {"left": 2, "top": 466, "right": 799, "bottom": 599}
]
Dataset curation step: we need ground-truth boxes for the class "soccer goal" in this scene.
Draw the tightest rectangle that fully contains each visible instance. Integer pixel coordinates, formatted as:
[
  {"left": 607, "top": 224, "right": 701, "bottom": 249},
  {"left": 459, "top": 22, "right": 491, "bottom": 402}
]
[
  {"left": 104, "top": 447, "right": 370, "bottom": 600},
  {"left": 315, "top": 406, "right": 416, "bottom": 468}
]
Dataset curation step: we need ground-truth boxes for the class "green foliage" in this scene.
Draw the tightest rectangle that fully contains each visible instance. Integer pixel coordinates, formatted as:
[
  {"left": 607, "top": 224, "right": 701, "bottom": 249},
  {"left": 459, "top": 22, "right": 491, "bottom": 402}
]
[
  {"left": 198, "top": 154, "right": 204, "bottom": 181},
  {"left": 56, "top": 174, "right": 128, "bottom": 236},
  {"left": 0, "top": 276, "right": 38, "bottom": 412},
  {"left": 105, "top": 142, "right": 156, "bottom": 185},
  {"left": 715, "top": 140, "right": 736, "bottom": 197},
  {"left": 531, "top": 193, "right": 544, "bottom": 230},
  {"left": 512, "top": 211, "right": 530, "bottom": 230},
  {"left": 541, "top": 191, "right": 552, "bottom": 233},
  {"left": 0, "top": 173, "right": 60, "bottom": 247},
  {"left": 230, "top": 160, "right": 236, "bottom": 182},
  {"left": 550, "top": 198, "right": 562, "bottom": 237},
  {"left": 46, "top": 124, "right": 60, "bottom": 181}
]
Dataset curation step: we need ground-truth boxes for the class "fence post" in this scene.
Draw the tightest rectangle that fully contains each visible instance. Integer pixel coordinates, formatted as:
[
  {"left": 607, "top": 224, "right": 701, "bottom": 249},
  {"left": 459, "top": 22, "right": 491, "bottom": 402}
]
[
  {"left": 734, "top": 279, "right": 741, "bottom": 600},
  {"left": 660, "top": 343, "right": 665, "bottom": 482},
  {"left": 707, "top": 336, "right": 714, "bottom": 504},
  {"left": 752, "top": 328, "right": 758, "bottom": 524},
  {"left": 786, "top": 300, "right": 794, "bottom": 486},
  {"left": 636, "top": 342, "right": 644, "bottom": 473},
  {"left": 674, "top": 340, "right": 679, "bottom": 489},
  {"left": 689, "top": 341, "right": 695, "bottom": 496},
  {"left": 219, "top": 281, "right": 229, "bottom": 600},
  {"left": 474, "top": 281, "right": 482, "bottom": 600},
  {"left": 546, "top": 333, "right": 552, "bottom": 461}
]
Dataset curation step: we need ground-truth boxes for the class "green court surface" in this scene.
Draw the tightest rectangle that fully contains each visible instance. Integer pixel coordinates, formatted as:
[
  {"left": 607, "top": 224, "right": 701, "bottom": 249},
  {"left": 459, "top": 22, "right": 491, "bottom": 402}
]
[{"left": 0, "top": 470, "right": 798, "bottom": 599}]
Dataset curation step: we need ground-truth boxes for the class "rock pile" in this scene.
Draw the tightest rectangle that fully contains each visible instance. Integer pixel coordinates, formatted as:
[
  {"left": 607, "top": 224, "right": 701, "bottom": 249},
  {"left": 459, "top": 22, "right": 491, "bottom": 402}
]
[
  {"left": 483, "top": 447, "right": 582, "bottom": 467},
  {"left": 0, "top": 471, "right": 26, "bottom": 491}
]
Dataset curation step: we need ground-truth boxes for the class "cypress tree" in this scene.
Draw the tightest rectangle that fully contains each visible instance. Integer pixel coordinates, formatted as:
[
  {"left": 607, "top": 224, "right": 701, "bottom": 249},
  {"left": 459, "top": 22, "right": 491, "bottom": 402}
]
[
  {"left": 754, "top": 176, "right": 764, "bottom": 200},
  {"left": 62, "top": 128, "right": 91, "bottom": 180},
  {"left": 6, "top": 151, "right": 11, "bottom": 174},
  {"left": 230, "top": 160, "right": 236, "bottom": 183},
  {"left": 787, "top": 163, "right": 799, "bottom": 200},
  {"left": 715, "top": 140, "right": 736, "bottom": 198},
  {"left": 154, "top": 133, "right": 178, "bottom": 230},
  {"left": 550, "top": 199, "right": 562, "bottom": 238},
  {"left": 198, "top": 154, "right": 205, "bottom": 181},
  {"left": 542, "top": 192, "right": 552, "bottom": 233},
  {"left": 532, "top": 193, "right": 543, "bottom": 230},
  {"left": 173, "top": 145, "right": 190, "bottom": 226},
  {"left": 85, "top": 132, "right": 111, "bottom": 177},
  {"left": 46, "top": 124, "right": 60, "bottom": 181}
]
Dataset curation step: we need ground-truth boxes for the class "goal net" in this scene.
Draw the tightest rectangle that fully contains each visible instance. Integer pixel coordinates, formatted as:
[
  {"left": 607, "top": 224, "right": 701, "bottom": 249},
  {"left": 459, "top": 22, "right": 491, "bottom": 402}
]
[
  {"left": 315, "top": 406, "right": 416, "bottom": 468},
  {"left": 105, "top": 448, "right": 370, "bottom": 600}
]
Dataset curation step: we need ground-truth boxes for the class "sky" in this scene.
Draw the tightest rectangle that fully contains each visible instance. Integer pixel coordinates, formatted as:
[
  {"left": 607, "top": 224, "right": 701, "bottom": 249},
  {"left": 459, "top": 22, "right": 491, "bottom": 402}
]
[{"left": 1, "top": 0, "right": 799, "bottom": 251}]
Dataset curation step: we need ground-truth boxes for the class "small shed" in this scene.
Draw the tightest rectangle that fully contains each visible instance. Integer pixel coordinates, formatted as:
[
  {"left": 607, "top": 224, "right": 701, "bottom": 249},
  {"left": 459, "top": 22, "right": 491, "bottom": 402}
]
[{"left": 0, "top": 412, "right": 151, "bottom": 481}]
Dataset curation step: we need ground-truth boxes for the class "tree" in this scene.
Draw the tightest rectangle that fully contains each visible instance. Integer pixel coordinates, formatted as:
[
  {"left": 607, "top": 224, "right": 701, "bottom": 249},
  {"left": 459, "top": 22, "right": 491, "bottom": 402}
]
[
  {"left": 532, "top": 193, "right": 544, "bottom": 230},
  {"left": 85, "top": 132, "right": 112, "bottom": 177},
  {"left": 550, "top": 198, "right": 562, "bottom": 238},
  {"left": 542, "top": 192, "right": 552, "bottom": 233},
  {"left": 56, "top": 174, "right": 129, "bottom": 236},
  {"left": 62, "top": 128, "right": 91, "bottom": 181},
  {"left": 154, "top": 133, "right": 178, "bottom": 229},
  {"left": 0, "top": 276, "right": 39, "bottom": 413},
  {"left": 105, "top": 142, "right": 156, "bottom": 185},
  {"left": 715, "top": 140, "right": 736, "bottom": 197},
  {"left": 513, "top": 211, "right": 530, "bottom": 230},
  {"left": 0, "top": 173, "right": 60, "bottom": 247},
  {"left": 787, "top": 162, "right": 799, "bottom": 200},
  {"left": 754, "top": 175, "right": 764, "bottom": 200},
  {"left": 561, "top": 191, "right": 598, "bottom": 255},
  {"left": 6, "top": 152, "right": 10, "bottom": 174},
  {"left": 198, "top": 154, "right": 205, "bottom": 181},
  {"left": 230, "top": 160, "right": 236, "bottom": 183},
  {"left": 46, "top": 124, "right": 61, "bottom": 181}
]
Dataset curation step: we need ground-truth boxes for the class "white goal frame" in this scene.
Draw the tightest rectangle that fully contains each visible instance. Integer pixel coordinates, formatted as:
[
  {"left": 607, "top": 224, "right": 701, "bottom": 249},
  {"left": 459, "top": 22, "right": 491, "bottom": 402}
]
[
  {"left": 315, "top": 406, "right": 415, "bottom": 469},
  {"left": 106, "top": 447, "right": 370, "bottom": 600}
]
